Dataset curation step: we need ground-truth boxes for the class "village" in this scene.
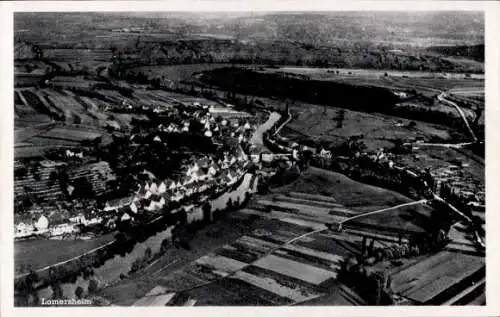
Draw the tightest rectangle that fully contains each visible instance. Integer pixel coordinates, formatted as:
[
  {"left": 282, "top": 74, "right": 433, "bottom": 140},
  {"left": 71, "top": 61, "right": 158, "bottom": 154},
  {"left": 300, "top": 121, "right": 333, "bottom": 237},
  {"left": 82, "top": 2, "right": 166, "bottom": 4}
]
[
  {"left": 12, "top": 11, "right": 486, "bottom": 308},
  {"left": 14, "top": 98, "right": 259, "bottom": 242}
]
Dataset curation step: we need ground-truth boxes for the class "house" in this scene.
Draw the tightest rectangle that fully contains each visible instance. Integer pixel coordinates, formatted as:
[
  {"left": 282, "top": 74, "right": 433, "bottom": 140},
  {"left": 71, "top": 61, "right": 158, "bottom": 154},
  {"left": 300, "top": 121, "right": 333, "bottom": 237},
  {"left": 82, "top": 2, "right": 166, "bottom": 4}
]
[
  {"left": 197, "top": 157, "right": 210, "bottom": 168},
  {"left": 171, "top": 192, "right": 184, "bottom": 202},
  {"left": 158, "top": 181, "right": 167, "bottom": 194},
  {"left": 150, "top": 182, "right": 159, "bottom": 195},
  {"left": 196, "top": 169, "right": 209, "bottom": 181},
  {"left": 130, "top": 202, "right": 139, "bottom": 214},
  {"left": 51, "top": 223, "right": 78, "bottom": 236},
  {"left": 187, "top": 163, "right": 200, "bottom": 176},
  {"left": 16, "top": 222, "right": 34, "bottom": 237},
  {"left": 121, "top": 213, "right": 131, "bottom": 222},
  {"left": 168, "top": 180, "right": 177, "bottom": 190},
  {"left": 104, "top": 197, "right": 133, "bottom": 212},
  {"left": 137, "top": 186, "right": 148, "bottom": 197},
  {"left": 69, "top": 214, "right": 86, "bottom": 224},
  {"left": 208, "top": 165, "right": 218, "bottom": 176},
  {"left": 35, "top": 215, "right": 49, "bottom": 230}
]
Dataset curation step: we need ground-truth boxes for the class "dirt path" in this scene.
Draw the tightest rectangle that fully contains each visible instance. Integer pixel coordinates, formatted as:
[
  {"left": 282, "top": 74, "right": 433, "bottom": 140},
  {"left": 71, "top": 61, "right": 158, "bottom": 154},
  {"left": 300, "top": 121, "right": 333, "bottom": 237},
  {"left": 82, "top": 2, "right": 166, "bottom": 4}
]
[
  {"left": 337, "top": 199, "right": 428, "bottom": 230},
  {"left": 438, "top": 92, "right": 478, "bottom": 142}
]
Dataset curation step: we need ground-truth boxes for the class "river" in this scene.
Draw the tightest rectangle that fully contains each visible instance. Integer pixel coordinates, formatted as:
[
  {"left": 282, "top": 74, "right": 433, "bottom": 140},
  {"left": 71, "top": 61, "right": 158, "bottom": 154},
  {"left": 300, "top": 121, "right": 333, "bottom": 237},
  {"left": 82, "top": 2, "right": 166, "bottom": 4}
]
[{"left": 249, "top": 111, "right": 281, "bottom": 148}]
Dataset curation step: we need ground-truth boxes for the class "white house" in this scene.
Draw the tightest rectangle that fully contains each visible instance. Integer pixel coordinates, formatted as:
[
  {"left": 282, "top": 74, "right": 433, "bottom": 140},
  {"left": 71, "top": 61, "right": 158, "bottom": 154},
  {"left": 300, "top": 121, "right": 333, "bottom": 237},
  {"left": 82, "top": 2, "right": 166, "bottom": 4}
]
[
  {"left": 121, "top": 213, "right": 131, "bottom": 221},
  {"left": 130, "top": 202, "right": 139, "bottom": 214},
  {"left": 168, "top": 180, "right": 177, "bottom": 191},
  {"left": 50, "top": 223, "right": 78, "bottom": 236},
  {"left": 208, "top": 165, "right": 217, "bottom": 176},
  {"left": 150, "top": 182, "right": 158, "bottom": 195},
  {"left": 158, "top": 182, "right": 167, "bottom": 194},
  {"left": 35, "top": 215, "right": 49, "bottom": 230}
]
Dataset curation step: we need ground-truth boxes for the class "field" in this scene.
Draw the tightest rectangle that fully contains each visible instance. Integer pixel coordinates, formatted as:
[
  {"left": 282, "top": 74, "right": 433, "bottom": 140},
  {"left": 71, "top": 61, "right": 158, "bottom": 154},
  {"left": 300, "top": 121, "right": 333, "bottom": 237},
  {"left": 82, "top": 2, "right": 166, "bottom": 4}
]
[
  {"left": 275, "top": 167, "right": 412, "bottom": 209},
  {"left": 390, "top": 251, "right": 484, "bottom": 304},
  {"left": 282, "top": 102, "right": 460, "bottom": 151},
  {"left": 259, "top": 66, "right": 484, "bottom": 107},
  {"left": 261, "top": 66, "right": 484, "bottom": 81},
  {"left": 127, "top": 64, "right": 239, "bottom": 83},
  {"left": 15, "top": 233, "right": 115, "bottom": 275},
  {"left": 104, "top": 166, "right": 437, "bottom": 306}
]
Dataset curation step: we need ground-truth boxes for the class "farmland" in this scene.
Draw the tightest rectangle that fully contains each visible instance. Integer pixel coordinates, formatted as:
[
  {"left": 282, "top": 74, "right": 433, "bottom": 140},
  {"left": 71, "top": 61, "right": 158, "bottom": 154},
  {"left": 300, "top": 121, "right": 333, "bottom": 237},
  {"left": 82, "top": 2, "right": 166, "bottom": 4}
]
[
  {"left": 103, "top": 176, "right": 482, "bottom": 306},
  {"left": 103, "top": 166, "right": 441, "bottom": 306},
  {"left": 275, "top": 167, "right": 412, "bottom": 209},
  {"left": 281, "top": 102, "right": 462, "bottom": 151}
]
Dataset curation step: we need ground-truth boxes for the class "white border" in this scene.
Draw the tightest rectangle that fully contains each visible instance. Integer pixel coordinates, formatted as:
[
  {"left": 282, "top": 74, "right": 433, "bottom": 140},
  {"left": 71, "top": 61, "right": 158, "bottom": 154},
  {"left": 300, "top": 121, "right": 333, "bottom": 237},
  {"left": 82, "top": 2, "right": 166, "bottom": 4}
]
[{"left": 1, "top": 1, "right": 499, "bottom": 317}]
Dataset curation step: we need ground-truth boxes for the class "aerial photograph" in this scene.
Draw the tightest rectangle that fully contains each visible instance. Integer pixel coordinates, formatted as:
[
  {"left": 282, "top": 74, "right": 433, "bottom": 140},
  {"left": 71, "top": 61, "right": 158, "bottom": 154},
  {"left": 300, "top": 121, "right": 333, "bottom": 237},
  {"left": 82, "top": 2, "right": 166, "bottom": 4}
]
[{"left": 13, "top": 11, "right": 485, "bottom": 306}]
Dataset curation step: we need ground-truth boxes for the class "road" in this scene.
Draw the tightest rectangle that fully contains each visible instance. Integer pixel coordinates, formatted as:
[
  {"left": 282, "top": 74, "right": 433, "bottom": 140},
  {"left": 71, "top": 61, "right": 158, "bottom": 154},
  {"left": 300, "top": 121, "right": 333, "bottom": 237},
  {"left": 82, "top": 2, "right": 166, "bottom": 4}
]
[
  {"left": 438, "top": 92, "right": 478, "bottom": 142},
  {"left": 417, "top": 142, "right": 475, "bottom": 149},
  {"left": 337, "top": 200, "right": 428, "bottom": 231}
]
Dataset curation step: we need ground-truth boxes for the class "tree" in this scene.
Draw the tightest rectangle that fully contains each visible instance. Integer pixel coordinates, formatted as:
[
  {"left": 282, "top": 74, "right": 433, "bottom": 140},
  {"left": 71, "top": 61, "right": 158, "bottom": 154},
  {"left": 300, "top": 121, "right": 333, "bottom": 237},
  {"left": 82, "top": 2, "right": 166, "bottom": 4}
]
[
  {"left": 202, "top": 202, "right": 212, "bottom": 224},
  {"left": 144, "top": 247, "right": 152, "bottom": 260},
  {"left": 226, "top": 197, "right": 233, "bottom": 211},
  {"left": 88, "top": 279, "right": 98, "bottom": 294},
  {"left": 50, "top": 283, "right": 63, "bottom": 299},
  {"left": 336, "top": 109, "right": 346, "bottom": 128},
  {"left": 75, "top": 286, "right": 84, "bottom": 299}
]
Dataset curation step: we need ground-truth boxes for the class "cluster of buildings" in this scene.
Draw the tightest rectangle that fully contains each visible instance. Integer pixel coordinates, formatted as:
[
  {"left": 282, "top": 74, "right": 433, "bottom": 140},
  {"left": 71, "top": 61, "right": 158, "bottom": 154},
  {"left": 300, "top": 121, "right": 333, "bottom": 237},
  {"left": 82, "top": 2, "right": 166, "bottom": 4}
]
[
  {"left": 15, "top": 214, "right": 87, "bottom": 240},
  {"left": 152, "top": 102, "right": 255, "bottom": 143},
  {"left": 102, "top": 151, "right": 248, "bottom": 219},
  {"left": 15, "top": 99, "right": 258, "bottom": 241}
]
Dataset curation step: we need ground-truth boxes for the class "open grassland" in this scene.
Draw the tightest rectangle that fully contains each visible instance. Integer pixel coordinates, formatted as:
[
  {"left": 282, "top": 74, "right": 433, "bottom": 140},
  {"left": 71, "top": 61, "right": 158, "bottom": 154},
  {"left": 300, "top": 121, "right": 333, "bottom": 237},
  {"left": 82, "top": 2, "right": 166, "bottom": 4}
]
[{"left": 15, "top": 233, "right": 115, "bottom": 275}]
